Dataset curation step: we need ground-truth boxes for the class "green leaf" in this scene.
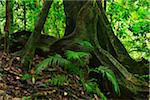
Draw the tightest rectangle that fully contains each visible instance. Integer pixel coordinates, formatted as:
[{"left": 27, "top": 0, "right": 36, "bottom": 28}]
[
  {"left": 49, "top": 74, "right": 69, "bottom": 86},
  {"left": 76, "top": 40, "right": 94, "bottom": 51},
  {"left": 35, "top": 54, "right": 71, "bottom": 74},
  {"left": 85, "top": 82, "right": 96, "bottom": 93},
  {"left": 21, "top": 74, "right": 32, "bottom": 80},
  {"left": 65, "top": 50, "right": 90, "bottom": 60},
  {"left": 96, "top": 86, "right": 107, "bottom": 100},
  {"left": 90, "top": 66, "right": 120, "bottom": 95}
]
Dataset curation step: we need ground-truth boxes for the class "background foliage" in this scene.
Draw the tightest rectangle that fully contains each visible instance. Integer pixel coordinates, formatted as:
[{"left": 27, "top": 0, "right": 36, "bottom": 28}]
[
  {"left": 0, "top": 0, "right": 149, "bottom": 59},
  {"left": 0, "top": 0, "right": 65, "bottom": 38},
  {"left": 107, "top": 0, "right": 150, "bottom": 60}
]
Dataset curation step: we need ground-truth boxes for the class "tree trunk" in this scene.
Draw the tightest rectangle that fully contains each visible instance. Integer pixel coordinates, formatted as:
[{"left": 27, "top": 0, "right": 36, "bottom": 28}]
[
  {"left": 49, "top": 1, "right": 148, "bottom": 98},
  {"left": 20, "top": 0, "right": 53, "bottom": 66},
  {"left": 63, "top": 1, "right": 147, "bottom": 74},
  {"left": 63, "top": 1, "right": 86, "bottom": 36},
  {"left": 4, "top": 0, "right": 13, "bottom": 53}
]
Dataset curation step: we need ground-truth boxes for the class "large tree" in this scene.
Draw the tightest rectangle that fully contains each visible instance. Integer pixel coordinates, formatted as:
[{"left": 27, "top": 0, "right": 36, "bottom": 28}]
[{"left": 19, "top": 0, "right": 148, "bottom": 98}]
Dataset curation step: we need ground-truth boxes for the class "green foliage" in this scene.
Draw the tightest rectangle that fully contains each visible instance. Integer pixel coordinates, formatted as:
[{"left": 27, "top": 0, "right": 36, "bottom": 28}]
[
  {"left": 45, "top": 0, "right": 65, "bottom": 38},
  {"left": 83, "top": 79, "right": 97, "bottom": 93},
  {"left": 21, "top": 73, "right": 32, "bottom": 80},
  {"left": 90, "top": 66, "right": 120, "bottom": 95},
  {"left": 0, "top": 0, "right": 65, "bottom": 38},
  {"left": 35, "top": 54, "right": 72, "bottom": 74},
  {"left": 95, "top": 86, "right": 107, "bottom": 100},
  {"left": 107, "top": 0, "right": 150, "bottom": 60},
  {"left": 0, "top": 1, "right": 5, "bottom": 34},
  {"left": 65, "top": 50, "right": 90, "bottom": 67},
  {"left": 75, "top": 40, "right": 94, "bottom": 51},
  {"left": 82, "top": 79, "right": 106, "bottom": 100},
  {"left": 65, "top": 50, "right": 90, "bottom": 61},
  {"left": 35, "top": 53, "right": 84, "bottom": 77},
  {"left": 48, "top": 74, "right": 69, "bottom": 86},
  {"left": 139, "top": 74, "right": 150, "bottom": 79},
  {"left": 22, "top": 96, "right": 31, "bottom": 100}
]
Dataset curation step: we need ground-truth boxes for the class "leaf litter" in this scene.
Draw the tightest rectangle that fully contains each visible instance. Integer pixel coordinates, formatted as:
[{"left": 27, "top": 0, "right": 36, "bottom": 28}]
[{"left": 0, "top": 51, "right": 93, "bottom": 99}]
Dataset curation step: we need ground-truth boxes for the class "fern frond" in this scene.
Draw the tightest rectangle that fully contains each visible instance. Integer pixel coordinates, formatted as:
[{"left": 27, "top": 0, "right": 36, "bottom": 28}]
[
  {"left": 65, "top": 50, "right": 91, "bottom": 67},
  {"left": 90, "top": 66, "right": 120, "bottom": 95},
  {"left": 35, "top": 54, "right": 71, "bottom": 74},
  {"left": 49, "top": 74, "right": 69, "bottom": 86},
  {"left": 76, "top": 40, "right": 94, "bottom": 51},
  {"left": 35, "top": 54, "right": 83, "bottom": 76},
  {"left": 82, "top": 79, "right": 106, "bottom": 100},
  {"left": 65, "top": 50, "right": 90, "bottom": 60},
  {"left": 35, "top": 58, "right": 51, "bottom": 74}
]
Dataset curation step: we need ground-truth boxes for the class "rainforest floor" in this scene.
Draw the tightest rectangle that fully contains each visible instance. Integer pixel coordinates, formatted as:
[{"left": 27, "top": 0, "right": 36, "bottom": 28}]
[
  {"left": 0, "top": 51, "right": 94, "bottom": 100},
  {"left": 0, "top": 51, "right": 149, "bottom": 100}
]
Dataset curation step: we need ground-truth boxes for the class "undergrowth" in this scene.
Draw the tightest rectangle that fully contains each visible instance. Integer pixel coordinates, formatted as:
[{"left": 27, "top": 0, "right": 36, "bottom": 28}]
[{"left": 32, "top": 41, "right": 120, "bottom": 99}]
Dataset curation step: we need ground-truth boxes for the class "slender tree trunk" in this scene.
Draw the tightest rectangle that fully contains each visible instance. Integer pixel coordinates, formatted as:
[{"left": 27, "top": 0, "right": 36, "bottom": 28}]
[
  {"left": 21, "top": 0, "right": 53, "bottom": 66},
  {"left": 4, "top": 0, "right": 13, "bottom": 53}
]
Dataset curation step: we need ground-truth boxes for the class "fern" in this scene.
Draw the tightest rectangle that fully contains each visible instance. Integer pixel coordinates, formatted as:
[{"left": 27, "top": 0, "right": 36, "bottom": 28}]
[
  {"left": 49, "top": 74, "right": 69, "bottom": 86},
  {"left": 83, "top": 79, "right": 97, "bottom": 93},
  {"left": 65, "top": 50, "right": 91, "bottom": 67},
  {"left": 21, "top": 74, "right": 32, "bottom": 80},
  {"left": 35, "top": 54, "right": 83, "bottom": 76},
  {"left": 95, "top": 85, "right": 107, "bottom": 100},
  {"left": 76, "top": 40, "right": 94, "bottom": 51},
  {"left": 35, "top": 54, "right": 72, "bottom": 74},
  {"left": 82, "top": 79, "right": 106, "bottom": 100},
  {"left": 65, "top": 50, "right": 90, "bottom": 60},
  {"left": 90, "top": 66, "right": 120, "bottom": 95}
]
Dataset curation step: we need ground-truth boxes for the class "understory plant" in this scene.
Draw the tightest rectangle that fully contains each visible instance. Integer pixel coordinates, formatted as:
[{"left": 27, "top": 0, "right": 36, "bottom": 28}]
[
  {"left": 48, "top": 74, "right": 69, "bottom": 86},
  {"left": 35, "top": 41, "right": 120, "bottom": 99},
  {"left": 90, "top": 66, "right": 120, "bottom": 95}
]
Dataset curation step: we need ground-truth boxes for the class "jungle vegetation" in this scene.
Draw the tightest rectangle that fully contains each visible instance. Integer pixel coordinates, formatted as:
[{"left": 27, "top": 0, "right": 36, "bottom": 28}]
[{"left": 0, "top": 0, "right": 149, "bottom": 99}]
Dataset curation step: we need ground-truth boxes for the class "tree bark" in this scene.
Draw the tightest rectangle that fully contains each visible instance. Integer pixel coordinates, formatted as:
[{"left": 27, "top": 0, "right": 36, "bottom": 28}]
[
  {"left": 63, "top": 1, "right": 86, "bottom": 36},
  {"left": 20, "top": 0, "right": 53, "bottom": 66},
  {"left": 63, "top": 0, "right": 148, "bottom": 74},
  {"left": 49, "top": 1, "right": 148, "bottom": 97},
  {"left": 4, "top": 0, "right": 13, "bottom": 53}
]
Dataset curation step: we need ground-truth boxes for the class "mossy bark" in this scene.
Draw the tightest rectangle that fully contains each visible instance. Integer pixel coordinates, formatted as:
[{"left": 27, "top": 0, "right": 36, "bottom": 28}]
[
  {"left": 20, "top": 0, "right": 53, "bottom": 66},
  {"left": 49, "top": 1, "right": 149, "bottom": 97}
]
